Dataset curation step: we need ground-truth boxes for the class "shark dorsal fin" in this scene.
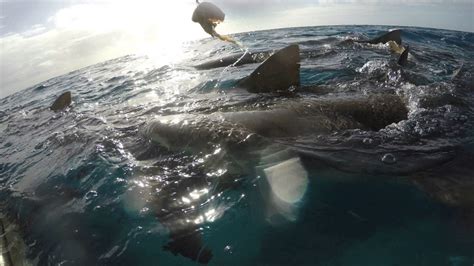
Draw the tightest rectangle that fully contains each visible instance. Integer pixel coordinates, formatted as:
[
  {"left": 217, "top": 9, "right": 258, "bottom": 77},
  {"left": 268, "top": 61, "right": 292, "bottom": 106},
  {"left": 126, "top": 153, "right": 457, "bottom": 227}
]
[
  {"left": 238, "top": 44, "right": 300, "bottom": 93},
  {"left": 397, "top": 45, "right": 409, "bottom": 66},
  {"left": 368, "top": 29, "right": 402, "bottom": 45},
  {"left": 50, "top": 91, "right": 72, "bottom": 111}
]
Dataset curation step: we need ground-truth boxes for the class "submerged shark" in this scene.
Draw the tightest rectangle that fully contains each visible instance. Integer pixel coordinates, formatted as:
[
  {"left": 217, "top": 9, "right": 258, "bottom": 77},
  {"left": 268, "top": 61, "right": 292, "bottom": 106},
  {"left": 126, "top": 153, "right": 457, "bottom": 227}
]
[
  {"left": 195, "top": 29, "right": 408, "bottom": 70},
  {"left": 139, "top": 33, "right": 424, "bottom": 263}
]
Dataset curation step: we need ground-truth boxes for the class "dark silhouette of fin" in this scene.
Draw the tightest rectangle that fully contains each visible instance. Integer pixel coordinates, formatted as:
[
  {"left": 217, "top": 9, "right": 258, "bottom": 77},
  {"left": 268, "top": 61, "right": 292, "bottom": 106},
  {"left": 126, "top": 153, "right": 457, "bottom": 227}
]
[
  {"left": 163, "top": 227, "right": 213, "bottom": 264},
  {"left": 364, "top": 29, "right": 402, "bottom": 45},
  {"left": 451, "top": 63, "right": 464, "bottom": 81},
  {"left": 50, "top": 91, "right": 71, "bottom": 111},
  {"left": 451, "top": 62, "right": 474, "bottom": 91},
  {"left": 397, "top": 45, "right": 409, "bottom": 66},
  {"left": 238, "top": 44, "right": 300, "bottom": 93}
]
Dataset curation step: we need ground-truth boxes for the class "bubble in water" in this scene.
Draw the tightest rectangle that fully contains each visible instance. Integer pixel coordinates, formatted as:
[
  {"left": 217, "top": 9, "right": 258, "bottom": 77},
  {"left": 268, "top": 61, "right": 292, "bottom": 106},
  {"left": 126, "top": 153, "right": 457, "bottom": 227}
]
[
  {"left": 459, "top": 115, "right": 468, "bottom": 122},
  {"left": 224, "top": 245, "right": 233, "bottom": 254},
  {"left": 85, "top": 190, "right": 98, "bottom": 200},
  {"left": 381, "top": 153, "right": 397, "bottom": 164},
  {"left": 362, "top": 138, "right": 374, "bottom": 145}
]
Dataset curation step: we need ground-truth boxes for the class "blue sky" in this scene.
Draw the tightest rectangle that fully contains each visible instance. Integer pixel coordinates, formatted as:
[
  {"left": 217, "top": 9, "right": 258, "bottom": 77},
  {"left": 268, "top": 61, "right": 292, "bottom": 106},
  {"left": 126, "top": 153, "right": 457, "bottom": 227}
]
[{"left": 0, "top": 0, "right": 473, "bottom": 98}]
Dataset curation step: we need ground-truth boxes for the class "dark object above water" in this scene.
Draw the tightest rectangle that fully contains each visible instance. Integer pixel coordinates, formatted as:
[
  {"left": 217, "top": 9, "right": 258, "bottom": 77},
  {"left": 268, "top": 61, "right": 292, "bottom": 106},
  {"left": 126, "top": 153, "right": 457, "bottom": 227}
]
[
  {"left": 192, "top": 2, "right": 225, "bottom": 36},
  {"left": 50, "top": 91, "right": 72, "bottom": 111},
  {"left": 398, "top": 45, "right": 410, "bottom": 66},
  {"left": 238, "top": 44, "right": 300, "bottom": 93},
  {"left": 192, "top": 2, "right": 225, "bottom": 22}
]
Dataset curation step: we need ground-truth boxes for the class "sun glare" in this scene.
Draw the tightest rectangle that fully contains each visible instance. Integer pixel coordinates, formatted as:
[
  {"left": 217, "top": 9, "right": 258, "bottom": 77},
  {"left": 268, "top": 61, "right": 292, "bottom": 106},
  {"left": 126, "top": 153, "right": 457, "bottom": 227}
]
[
  {"left": 122, "top": 1, "right": 203, "bottom": 61},
  {"left": 53, "top": 1, "right": 205, "bottom": 64}
]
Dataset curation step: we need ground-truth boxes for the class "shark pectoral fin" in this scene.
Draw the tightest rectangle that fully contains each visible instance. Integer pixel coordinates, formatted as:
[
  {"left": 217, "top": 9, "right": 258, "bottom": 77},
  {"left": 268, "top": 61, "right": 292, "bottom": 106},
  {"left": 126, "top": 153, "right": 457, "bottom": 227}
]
[
  {"left": 397, "top": 45, "right": 410, "bottom": 66},
  {"left": 367, "top": 29, "right": 402, "bottom": 45},
  {"left": 164, "top": 227, "right": 213, "bottom": 264},
  {"left": 238, "top": 44, "right": 300, "bottom": 93}
]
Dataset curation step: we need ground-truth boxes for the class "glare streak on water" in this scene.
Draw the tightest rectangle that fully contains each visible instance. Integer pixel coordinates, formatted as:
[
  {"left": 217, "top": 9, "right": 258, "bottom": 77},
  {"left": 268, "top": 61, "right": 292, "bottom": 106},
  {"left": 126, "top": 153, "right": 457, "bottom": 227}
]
[
  {"left": 0, "top": 25, "right": 473, "bottom": 266},
  {"left": 214, "top": 46, "right": 250, "bottom": 89}
]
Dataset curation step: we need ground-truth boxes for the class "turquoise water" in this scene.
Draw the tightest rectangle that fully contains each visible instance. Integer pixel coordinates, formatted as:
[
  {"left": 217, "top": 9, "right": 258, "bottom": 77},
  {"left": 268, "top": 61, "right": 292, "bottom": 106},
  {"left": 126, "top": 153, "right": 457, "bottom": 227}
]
[{"left": 1, "top": 26, "right": 473, "bottom": 265}]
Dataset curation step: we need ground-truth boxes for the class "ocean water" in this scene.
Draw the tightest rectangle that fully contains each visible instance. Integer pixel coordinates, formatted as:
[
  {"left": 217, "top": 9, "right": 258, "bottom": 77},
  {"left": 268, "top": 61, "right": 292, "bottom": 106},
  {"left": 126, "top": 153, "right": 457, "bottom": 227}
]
[{"left": 1, "top": 25, "right": 474, "bottom": 265}]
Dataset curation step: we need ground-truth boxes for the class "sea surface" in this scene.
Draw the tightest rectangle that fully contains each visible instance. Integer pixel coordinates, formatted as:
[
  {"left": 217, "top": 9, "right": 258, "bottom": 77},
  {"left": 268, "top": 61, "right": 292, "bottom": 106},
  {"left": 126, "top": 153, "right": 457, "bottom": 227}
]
[{"left": 1, "top": 25, "right": 474, "bottom": 265}]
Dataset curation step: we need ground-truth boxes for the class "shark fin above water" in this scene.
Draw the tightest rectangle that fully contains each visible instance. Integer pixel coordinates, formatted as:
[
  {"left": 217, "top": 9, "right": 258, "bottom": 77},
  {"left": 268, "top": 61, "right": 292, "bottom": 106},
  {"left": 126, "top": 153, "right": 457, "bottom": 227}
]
[
  {"left": 237, "top": 44, "right": 300, "bottom": 93},
  {"left": 50, "top": 91, "right": 72, "bottom": 111},
  {"left": 397, "top": 45, "right": 410, "bottom": 66}
]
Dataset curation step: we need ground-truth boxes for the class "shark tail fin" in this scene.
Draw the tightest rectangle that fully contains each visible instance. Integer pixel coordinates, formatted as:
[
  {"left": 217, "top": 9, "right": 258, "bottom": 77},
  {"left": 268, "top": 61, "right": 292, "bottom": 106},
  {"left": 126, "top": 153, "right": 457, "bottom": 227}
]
[
  {"left": 368, "top": 29, "right": 402, "bottom": 45},
  {"left": 238, "top": 44, "right": 300, "bottom": 93},
  {"left": 397, "top": 45, "right": 409, "bottom": 66}
]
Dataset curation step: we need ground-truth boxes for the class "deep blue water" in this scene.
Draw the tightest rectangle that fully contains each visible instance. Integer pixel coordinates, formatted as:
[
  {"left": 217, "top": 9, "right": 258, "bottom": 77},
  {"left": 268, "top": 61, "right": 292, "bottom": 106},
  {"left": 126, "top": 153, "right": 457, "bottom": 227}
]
[{"left": 1, "top": 25, "right": 474, "bottom": 265}]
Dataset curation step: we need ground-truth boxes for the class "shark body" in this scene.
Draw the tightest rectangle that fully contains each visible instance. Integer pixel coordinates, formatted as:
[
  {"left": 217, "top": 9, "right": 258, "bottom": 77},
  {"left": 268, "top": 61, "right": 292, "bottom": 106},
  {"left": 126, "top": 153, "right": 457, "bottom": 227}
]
[{"left": 142, "top": 32, "right": 420, "bottom": 264}]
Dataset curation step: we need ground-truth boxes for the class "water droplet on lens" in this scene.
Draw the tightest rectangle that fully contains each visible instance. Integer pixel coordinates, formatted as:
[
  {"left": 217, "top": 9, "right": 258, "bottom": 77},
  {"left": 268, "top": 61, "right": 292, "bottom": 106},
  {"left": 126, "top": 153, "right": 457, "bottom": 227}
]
[{"left": 381, "top": 153, "right": 397, "bottom": 164}]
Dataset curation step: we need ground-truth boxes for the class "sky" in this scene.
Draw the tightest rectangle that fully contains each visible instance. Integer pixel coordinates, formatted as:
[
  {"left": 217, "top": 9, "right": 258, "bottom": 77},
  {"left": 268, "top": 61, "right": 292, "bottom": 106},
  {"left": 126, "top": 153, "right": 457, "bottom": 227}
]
[{"left": 0, "top": 0, "right": 473, "bottom": 99}]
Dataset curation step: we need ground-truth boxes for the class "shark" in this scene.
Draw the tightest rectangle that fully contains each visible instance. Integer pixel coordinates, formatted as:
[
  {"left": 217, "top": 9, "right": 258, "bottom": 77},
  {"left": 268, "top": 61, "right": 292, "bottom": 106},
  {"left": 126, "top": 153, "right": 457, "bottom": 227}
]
[
  {"left": 145, "top": 43, "right": 409, "bottom": 151},
  {"left": 140, "top": 37, "right": 422, "bottom": 263},
  {"left": 139, "top": 29, "right": 474, "bottom": 263},
  {"left": 1, "top": 30, "right": 468, "bottom": 265},
  {"left": 0, "top": 29, "right": 469, "bottom": 266},
  {"left": 194, "top": 29, "right": 408, "bottom": 70}
]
